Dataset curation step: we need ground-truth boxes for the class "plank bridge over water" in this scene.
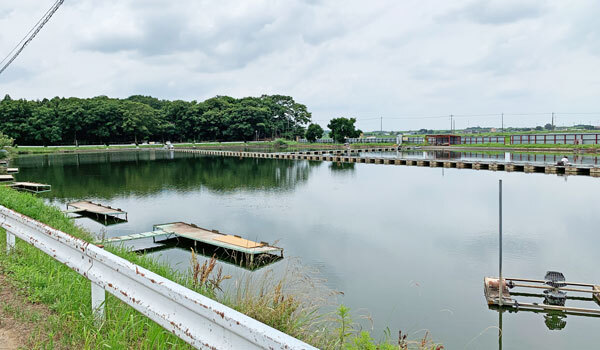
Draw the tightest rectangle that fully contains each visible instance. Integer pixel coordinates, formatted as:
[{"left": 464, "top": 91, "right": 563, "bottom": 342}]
[{"left": 174, "top": 147, "right": 600, "bottom": 177}]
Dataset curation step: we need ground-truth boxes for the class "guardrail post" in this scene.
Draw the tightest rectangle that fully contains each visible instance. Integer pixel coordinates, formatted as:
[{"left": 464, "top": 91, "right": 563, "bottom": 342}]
[
  {"left": 91, "top": 282, "right": 106, "bottom": 324},
  {"left": 6, "top": 230, "right": 15, "bottom": 253}
]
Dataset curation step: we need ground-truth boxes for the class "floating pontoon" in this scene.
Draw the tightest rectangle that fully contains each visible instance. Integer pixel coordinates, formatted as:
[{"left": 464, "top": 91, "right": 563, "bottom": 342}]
[
  {"left": 103, "top": 222, "right": 283, "bottom": 266},
  {"left": 8, "top": 182, "right": 51, "bottom": 193},
  {"left": 65, "top": 201, "right": 128, "bottom": 225},
  {"left": 0, "top": 174, "right": 14, "bottom": 183}
]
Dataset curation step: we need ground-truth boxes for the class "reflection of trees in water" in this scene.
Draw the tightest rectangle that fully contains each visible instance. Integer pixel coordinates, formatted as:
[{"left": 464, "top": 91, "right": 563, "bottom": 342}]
[
  {"left": 15, "top": 151, "right": 319, "bottom": 199},
  {"left": 329, "top": 161, "right": 355, "bottom": 173}
]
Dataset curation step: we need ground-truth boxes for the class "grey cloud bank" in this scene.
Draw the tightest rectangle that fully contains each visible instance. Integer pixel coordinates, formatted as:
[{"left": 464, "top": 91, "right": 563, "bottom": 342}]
[{"left": 1, "top": 0, "right": 599, "bottom": 131}]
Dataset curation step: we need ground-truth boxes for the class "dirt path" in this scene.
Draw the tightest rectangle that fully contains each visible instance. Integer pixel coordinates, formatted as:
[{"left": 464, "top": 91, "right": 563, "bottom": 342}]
[{"left": 0, "top": 273, "right": 54, "bottom": 349}]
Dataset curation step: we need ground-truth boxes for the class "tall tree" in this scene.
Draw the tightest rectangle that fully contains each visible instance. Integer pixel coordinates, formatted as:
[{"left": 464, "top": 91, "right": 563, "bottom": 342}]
[
  {"left": 305, "top": 123, "right": 324, "bottom": 142},
  {"left": 327, "top": 117, "right": 362, "bottom": 143},
  {"left": 121, "top": 101, "right": 158, "bottom": 145}
]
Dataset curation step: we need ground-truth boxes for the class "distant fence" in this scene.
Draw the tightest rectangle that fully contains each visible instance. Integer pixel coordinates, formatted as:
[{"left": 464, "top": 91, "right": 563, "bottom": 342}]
[
  {"left": 0, "top": 205, "right": 314, "bottom": 350},
  {"left": 510, "top": 134, "right": 600, "bottom": 145},
  {"left": 298, "top": 139, "right": 333, "bottom": 143},
  {"left": 299, "top": 138, "right": 396, "bottom": 144},
  {"left": 346, "top": 138, "right": 396, "bottom": 143},
  {"left": 402, "top": 137, "right": 425, "bottom": 144},
  {"left": 461, "top": 136, "right": 505, "bottom": 144}
]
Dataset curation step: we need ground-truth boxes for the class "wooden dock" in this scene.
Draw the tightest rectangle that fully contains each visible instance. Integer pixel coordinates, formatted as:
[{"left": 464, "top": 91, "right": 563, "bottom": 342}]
[
  {"left": 484, "top": 276, "right": 600, "bottom": 316},
  {"left": 0, "top": 174, "right": 14, "bottom": 183},
  {"left": 6, "top": 168, "right": 18, "bottom": 174},
  {"left": 174, "top": 148, "right": 600, "bottom": 178},
  {"left": 104, "top": 222, "right": 283, "bottom": 261},
  {"left": 65, "top": 201, "right": 127, "bottom": 224},
  {"left": 8, "top": 182, "right": 51, "bottom": 193}
]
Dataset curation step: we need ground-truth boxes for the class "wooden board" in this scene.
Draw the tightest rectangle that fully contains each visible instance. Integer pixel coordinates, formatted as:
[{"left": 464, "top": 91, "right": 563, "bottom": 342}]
[
  {"left": 214, "top": 235, "right": 264, "bottom": 249},
  {"left": 0, "top": 175, "right": 14, "bottom": 182},
  {"left": 67, "top": 201, "right": 125, "bottom": 215}
]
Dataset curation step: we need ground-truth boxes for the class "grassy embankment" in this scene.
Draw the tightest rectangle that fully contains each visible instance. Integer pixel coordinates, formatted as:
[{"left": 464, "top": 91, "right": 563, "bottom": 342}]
[{"left": 0, "top": 186, "right": 440, "bottom": 349}]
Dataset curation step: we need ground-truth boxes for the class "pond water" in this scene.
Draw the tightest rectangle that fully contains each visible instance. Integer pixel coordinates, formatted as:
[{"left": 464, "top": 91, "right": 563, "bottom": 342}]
[
  {"left": 11, "top": 150, "right": 600, "bottom": 349},
  {"left": 347, "top": 150, "right": 600, "bottom": 166}
]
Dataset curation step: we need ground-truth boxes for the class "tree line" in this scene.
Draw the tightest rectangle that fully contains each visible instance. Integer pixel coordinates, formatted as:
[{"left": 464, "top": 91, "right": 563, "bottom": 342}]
[{"left": 0, "top": 94, "right": 312, "bottom": 146}]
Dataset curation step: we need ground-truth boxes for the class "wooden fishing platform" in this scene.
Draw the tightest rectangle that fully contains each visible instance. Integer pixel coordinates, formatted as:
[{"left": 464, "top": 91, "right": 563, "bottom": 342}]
[
  {"left": 65, "top": 201, "right": 127, "bottom": 224},
  {"left": 484, "top": 276, "right": 600, "bottom": 316},
  {"left": 0, "top": 174, "right": 14, "bottom": 183},
  {"left": 7, "top": 182, "right": 51, "bottom": 193},
  {"left": 6, "top": 168, "right": 18, "bottom": 174},
  {"left": 104, "top": 222, "right": 283, "bottom": 260}
]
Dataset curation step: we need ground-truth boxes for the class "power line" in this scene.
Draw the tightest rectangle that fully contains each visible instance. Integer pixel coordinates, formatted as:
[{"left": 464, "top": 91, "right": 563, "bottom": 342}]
[
  {"left": 313, "top": 112, "right": 600, "bottom": 123},
  {"left": 0, "top": 0, "right": 65, "bottom": 76}
]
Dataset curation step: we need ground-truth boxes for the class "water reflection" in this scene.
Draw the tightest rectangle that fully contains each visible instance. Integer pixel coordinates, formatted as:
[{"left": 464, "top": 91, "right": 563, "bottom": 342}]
[
  {"left": 355, "top": 150, "right": 600, "bottom": 165},
  {"left": 14, "top": 151, "right": 319, "bottom": 199},
  {"left": 11, "top": 150, "right": 600, "bottom": 349}
]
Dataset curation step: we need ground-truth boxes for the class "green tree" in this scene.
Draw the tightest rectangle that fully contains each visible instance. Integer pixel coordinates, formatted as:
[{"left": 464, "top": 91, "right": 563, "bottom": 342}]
[
  {"left": 121, "top": 101, "right": 159, "bottom": 144},
  {"left": 305, "top": 123, "right": 324, "bottom": 142},
  {"left": 327, "top": 117, "right": 362, "bottom": 143}
]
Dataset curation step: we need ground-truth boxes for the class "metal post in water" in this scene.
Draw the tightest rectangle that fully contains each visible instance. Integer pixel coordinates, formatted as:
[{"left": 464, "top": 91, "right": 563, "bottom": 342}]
[{"left": 499, "top": 179, "right": 503, "bottom": 306}]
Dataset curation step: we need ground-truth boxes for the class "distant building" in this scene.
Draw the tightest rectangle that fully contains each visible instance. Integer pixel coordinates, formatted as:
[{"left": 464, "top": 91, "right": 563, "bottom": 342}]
[{"left": 426, "top": 134, "right": 461, "bottom": 145}]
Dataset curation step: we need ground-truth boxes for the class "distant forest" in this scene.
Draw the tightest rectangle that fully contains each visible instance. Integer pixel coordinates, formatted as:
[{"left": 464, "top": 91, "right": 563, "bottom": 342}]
[{"left": 0, "top": 94, "right": 312, "bottom": 146}]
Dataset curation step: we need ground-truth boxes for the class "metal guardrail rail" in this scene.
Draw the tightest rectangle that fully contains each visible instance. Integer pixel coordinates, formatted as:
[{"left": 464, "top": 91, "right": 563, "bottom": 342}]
[{"left": 0, "top": 205, "right": 316, "bottom": 350}]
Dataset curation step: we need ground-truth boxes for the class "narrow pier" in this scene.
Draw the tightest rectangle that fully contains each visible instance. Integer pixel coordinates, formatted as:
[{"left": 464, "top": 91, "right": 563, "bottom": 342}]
[
  {"left": 104, "top": 222, "right": 283, "bottom": 261},
  {"left": 174, "top": 148, "right": 600, "bottom": 178},
  {"left": 65, "top": 201, "right": 127, "bottom": 224},
  {"left": 0, "top": 175, "right": 14, "bottom": 183},
  {"left": 8, "top": 182, "right": 51, "bottom": 193}
]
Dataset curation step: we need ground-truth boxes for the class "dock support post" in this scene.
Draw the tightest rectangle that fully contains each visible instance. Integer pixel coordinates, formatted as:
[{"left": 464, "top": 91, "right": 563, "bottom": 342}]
[
  {"left": 499, "top": 179, "right": 503, "bottom": 307},
  {"left": 6, "top": 230, "right": 15, "bottom": 253},
  {"left": 91, "top": 282, "right": 106, "bottom": 324}
]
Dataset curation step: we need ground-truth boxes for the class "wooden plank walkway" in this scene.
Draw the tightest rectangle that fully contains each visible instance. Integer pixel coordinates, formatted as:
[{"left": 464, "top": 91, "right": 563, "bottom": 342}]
[
  {"left": 153, "top": 222, "right": 283, "bottom": 256},
  {"left": 0, "top": 174, "right": 14, "bottom": 183},
  {"left": 7, "top": 182, "right": 51, "bottom": 193},
  {"left": 173, "top": 148, "right": 600, "bottom": 177},
  {"left": 103, "top": 222, "right": 283, "bottom": 259},
  {"left": 65, "top": 201, "right": 127, "bottom": 224}
]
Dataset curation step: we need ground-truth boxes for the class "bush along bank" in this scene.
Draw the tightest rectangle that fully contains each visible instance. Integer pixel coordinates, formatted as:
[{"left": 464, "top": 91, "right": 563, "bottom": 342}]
[{"left": 0, "top": 186, "right": 441, "bottom": 349}]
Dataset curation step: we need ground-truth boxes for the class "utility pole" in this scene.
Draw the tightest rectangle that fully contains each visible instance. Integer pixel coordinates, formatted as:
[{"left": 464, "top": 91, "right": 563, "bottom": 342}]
[
  {"left": 501, "top": 113, "right": 504, "bottom": 132},
  {"left": 552, "top": 112, "right": 555, "bottom": 130},
  {"left": 380, "top": 117, "right": 383, "bottom": 134},
  {"left": 499, "top": 179, "right": 503, "bottom": 307},
  {"left": 450, "top": 115, "right": 453, "bottom": 132}
]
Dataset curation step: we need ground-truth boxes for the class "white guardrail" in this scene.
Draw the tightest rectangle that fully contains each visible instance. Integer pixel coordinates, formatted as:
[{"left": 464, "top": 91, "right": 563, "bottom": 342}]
[{"left": 0, "top": 205, "right": 316, "bottom": 350}]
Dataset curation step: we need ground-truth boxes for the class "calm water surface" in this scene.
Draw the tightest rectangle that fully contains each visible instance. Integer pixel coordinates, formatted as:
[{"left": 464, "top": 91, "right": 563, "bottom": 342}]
[{"left": 12, "top": 150, "right": 600, "bottom": 349}]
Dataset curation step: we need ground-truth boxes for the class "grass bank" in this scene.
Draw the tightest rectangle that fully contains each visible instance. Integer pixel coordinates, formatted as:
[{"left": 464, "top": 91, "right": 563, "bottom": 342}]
[{"left": 0, "top": 187, "right": 440, "bottom": 349}]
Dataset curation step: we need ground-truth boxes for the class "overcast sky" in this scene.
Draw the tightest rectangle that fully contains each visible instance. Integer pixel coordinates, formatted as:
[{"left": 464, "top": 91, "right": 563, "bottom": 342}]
[{"left": 1, "top": 0, "right": 600, "bottom": 131}]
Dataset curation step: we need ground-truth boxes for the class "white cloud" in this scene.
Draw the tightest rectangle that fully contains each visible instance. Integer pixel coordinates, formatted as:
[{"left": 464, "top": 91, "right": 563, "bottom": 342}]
[{"left": 1, "top": 0, "right": 600, "bottom": 130}]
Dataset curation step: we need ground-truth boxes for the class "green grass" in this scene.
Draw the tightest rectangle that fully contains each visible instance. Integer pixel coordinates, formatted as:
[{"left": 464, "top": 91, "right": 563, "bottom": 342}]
[{"left": 0, "top": 186, "right": 439, "bottom": 349}]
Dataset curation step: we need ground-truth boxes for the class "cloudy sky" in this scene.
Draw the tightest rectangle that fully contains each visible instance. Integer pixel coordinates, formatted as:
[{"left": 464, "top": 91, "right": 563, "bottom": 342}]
[{"left": 1, "top": 0, "right": 600, "bottom": 130}]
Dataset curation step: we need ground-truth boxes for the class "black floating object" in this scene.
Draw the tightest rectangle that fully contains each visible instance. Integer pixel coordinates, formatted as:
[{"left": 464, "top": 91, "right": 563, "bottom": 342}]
[
  {"left": 545, "top": 271, "right": 567, "bottom": 288},
  {"left": 544, "top": 289, "right": 567, "bottom": 306}
]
